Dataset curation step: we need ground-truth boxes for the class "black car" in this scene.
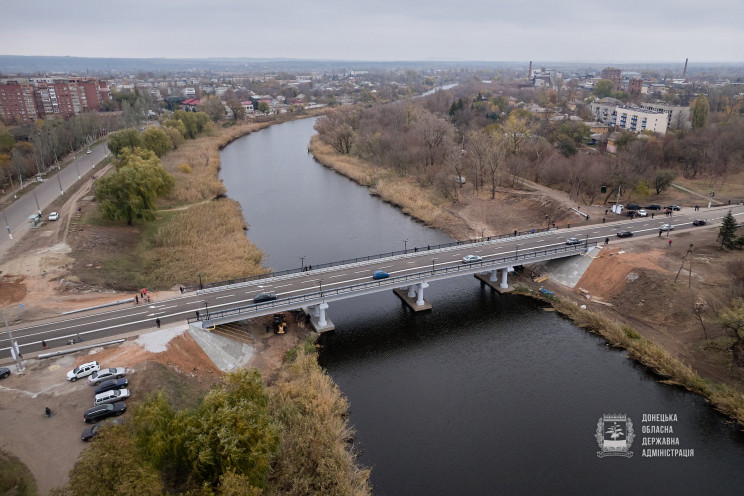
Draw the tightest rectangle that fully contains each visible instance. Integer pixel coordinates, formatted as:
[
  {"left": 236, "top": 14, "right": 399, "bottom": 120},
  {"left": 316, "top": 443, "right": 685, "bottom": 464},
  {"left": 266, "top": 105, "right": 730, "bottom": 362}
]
[
  {"left": 692, "top": 219, "right": 707, "bottom": 226},
  {"left": 94, "top": 378, "right": 129, "bottom": 394},
  {"left": 646, "top": 204, "right": 662, "bottom": 210},
  {"left": 617, "top": 230, "right": 633, "bottom": 238},
  {"left": 81, "top": 418, "right": 124, "bottom": 441},
  {"left": 0, "top": 367, "right": 10, "bottom": 379},
  {"left": 253, "top": 292, "right": 277, "bottom": 303},
  {"left": 626, "top": 203, "right": 641, "bottom": 210},
  {"left": 83, "top": 402, "right": 126, "bottom": 423}
]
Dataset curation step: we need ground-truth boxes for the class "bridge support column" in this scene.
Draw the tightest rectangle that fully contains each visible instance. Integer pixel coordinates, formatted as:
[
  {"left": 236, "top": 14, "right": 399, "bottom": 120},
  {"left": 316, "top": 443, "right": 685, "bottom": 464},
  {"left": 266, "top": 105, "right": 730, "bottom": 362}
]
[
  {"left": 489, "top": 270, "right": 499, "bottom": 282},
  {"left": 317, "top": 302, "right": 329, "bottom": 327},
  {"left": 407, "top": 285, "right": 417, "bottom": 298},
  {"left": 500, "top": 269, "right": 509, "bottom": 289},
  {"left": 302, "top": 303, "right": 335, "bottom": 333},
  {"left": 416, "top": 282, "right": 429, "bottom": 306}
]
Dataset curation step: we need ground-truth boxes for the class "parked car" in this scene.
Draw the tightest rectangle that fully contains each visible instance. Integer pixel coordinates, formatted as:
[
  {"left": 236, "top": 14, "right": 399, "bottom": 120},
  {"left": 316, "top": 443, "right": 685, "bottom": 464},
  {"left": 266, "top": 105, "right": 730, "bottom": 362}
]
[
  {"left": 88, "top": 367, "right": 126, "bottom": 385},
  {"left": 253, "top": 292, "right": 277, "bottom": 303},
  {"left": 94, "top": 378, "right": 129, "bottom": 394},
  {"left": 692, "top": 219, "right": 707, "bottom": 226},
  {"left": 67, "top": 361, "right": 100, "bottom": 382},
  {"left": 462, "top": 255, "right": 482, "bottom": 263},
  {"left": 637, "top": 209, "right": 647, "bottom": 217},
  {"left": 372, "top": 270, "right": 389, "bottom": 280},
  {"left": 646, "top": 204, "right": 662, "bottom": 210},
  {"left": 626, "top": 203, "right": 641, "bottom": 210},
  {"left": 660, "top": 224, "right": 675, "bottom": 231},
  {"left": 664, "top": 205, "right": 681, "bottom": 211},
  {"left": 81, "top": 418, "right": 124, "bottom": 442},
  {"left": 86, "top": 149, "right": 92, "bottom": 154},
  {"left": 94, "top": 388, "right": 130, "bottom": 406},
  {"left": 565, "top": 237, "right": 582, "bottom": 245},
  {"left": 0, "top": 367, "right": 10, "bottom": 379},
  {"left": 617, "top": 230, "right": 634, "bottom": 238},
  {"left": 48, "top": 212, "right": 59, "bottom": 221},
  {"left": 84, "top": 402, "right": 126, "bottom": 423}
]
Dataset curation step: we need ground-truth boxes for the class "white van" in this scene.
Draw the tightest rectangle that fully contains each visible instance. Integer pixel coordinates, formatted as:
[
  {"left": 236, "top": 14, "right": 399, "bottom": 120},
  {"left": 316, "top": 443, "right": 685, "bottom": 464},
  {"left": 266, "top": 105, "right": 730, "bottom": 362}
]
[{"left": 67, "top": 361, "right": 100, "bottom": 382}]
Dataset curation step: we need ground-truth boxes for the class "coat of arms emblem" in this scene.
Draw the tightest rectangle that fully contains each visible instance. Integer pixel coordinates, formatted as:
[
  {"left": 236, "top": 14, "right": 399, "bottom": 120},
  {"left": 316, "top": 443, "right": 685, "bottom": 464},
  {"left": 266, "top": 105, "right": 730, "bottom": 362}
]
[{"left": 596, "top": 414, "right": 634, "bottom": 458}]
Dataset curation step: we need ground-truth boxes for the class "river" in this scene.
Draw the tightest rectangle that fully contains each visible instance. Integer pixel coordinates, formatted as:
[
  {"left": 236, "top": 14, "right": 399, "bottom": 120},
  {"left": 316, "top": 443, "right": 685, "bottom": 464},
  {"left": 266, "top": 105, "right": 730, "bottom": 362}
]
[{"left": 220, "top": 117, "right": 744, "bottom": 495}]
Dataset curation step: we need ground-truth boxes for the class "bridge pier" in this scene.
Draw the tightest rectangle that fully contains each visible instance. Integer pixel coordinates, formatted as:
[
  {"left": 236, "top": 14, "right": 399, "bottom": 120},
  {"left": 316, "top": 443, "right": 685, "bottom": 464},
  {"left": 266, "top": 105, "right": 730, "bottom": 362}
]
[
  {"left": 304, "top": 303, "right": 335, "bottom": 333},
  {"left": 393, "top": 282, "right": 433, "bottom": 311},
  {"left": 475, "top": 268, "right": 514, "bottom": 293}
]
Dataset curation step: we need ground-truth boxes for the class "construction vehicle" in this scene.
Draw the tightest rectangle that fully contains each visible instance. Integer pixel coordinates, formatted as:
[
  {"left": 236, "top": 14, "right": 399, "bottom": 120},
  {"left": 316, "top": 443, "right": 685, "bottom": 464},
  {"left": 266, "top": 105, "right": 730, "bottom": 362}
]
[{"left": 273, "top": 314, "right": 287, "bottom": 334}]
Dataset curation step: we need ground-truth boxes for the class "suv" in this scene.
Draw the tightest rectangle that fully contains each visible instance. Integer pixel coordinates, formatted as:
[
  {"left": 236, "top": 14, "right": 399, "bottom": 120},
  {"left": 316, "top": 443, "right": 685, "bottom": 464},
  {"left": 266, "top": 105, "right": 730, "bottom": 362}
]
[
  {"left": 67, "top": 361, "right": 100, "bottom": 382},
  {"left": 88, "top": 367, "right": 126, "bottom": 385},
  {"left": 94, "top": 388, "right": 130, "bottom": 406},
  {"left": 83, "top": 402, "right": 126, "bottom": 423},
  {"left": 0, "top": 367, "right": 10, "bottom": 379},
  {"left": 646, "top": 204, "right": 661, "bottom": 210},
  {"left": 626, "top": 203, "right": 641, "bottom": 210}
]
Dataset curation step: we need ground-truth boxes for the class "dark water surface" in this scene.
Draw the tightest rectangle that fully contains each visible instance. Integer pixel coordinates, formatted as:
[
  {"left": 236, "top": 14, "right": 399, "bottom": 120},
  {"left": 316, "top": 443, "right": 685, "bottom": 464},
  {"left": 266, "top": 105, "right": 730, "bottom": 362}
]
[{"left": 220, "top": 118, "right": 744, "bottom": 495}]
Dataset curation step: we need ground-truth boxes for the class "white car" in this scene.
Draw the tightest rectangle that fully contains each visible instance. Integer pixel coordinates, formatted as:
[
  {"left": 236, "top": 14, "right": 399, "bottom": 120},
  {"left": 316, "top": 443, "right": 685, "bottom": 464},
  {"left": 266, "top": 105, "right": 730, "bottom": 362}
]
[
  {"left": 94, "top": 388, "right": 130, "bottom": 406},
  {"left": 88, "top": 367, "right": 127, "bottom": 385},
  {"left": 67, "top": 361, "right": 100, "bottom": 382},
  {"left": 660, "top": 224, "right": 675, "bottom": 231},
  {"left": 462, "top": 255, "right": 483, "bottom": 263},
  {"left": 86, "top": 149, "right": 92, "bottom": 154},
  {"left": 637, "top": 209, "right": 647, "bottom": 217},
  {"left": 566, "top": 237, "right": 582, "bottom": 245},
  {"left": 48, "top": 212, "right": 59, "bottom": 221}
]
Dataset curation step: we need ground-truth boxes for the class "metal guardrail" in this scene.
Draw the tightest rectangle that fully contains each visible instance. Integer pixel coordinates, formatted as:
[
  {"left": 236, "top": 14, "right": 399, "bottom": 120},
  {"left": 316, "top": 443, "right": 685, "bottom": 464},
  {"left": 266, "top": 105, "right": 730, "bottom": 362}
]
[
  {"left": 186, "top": 242, "right": 592, "bottom": 324},
  {"left": 183, "top": 227, "right": 563, "bottom": 293}
]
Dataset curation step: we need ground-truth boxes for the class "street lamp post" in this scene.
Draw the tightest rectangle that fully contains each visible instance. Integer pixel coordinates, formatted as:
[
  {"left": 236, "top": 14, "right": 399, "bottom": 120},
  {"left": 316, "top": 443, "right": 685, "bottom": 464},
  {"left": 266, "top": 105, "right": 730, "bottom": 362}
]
[
  {"left": 300, "top": 256, "right": 306, "bottom": 271},
  {"left": 515, "top": 244, "right": 521, "bottom": 259},
  {"left": 585, "top": 233, "right": 589, "bottom": 247},
  {"left": 2, "top": 210, "right": 12, "bottom": 240},
  {"left": 32, "top": 189, "right": 41, "bottom": 215},
  {"left": 198, "top": 274, "right": 203, "bottom": 290},
  {"left": 403, "top": 239, "right": 408, "bottom": 253},
  {"left": 57, "top": 173, "right": 64, "bottom": 195},
  {"left": 204, "top": 302, "right": 209, "bottom": 319},
  {"left": 431, "top": 258, "right": 438, "bottom": 274},
  {"left": 74, "top": 160, "right": 81, "bottom": 179},
  {"left": 318, "top": 279, "right": 323, "bottom": 297},
  {"left": 481, "top": 228, "right": 485, "bottom": 240}
]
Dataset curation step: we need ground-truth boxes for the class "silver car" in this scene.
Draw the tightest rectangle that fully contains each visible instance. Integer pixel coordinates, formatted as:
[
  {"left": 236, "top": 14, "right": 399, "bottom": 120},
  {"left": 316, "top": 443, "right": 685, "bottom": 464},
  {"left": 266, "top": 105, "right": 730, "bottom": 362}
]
[
  {"left": 88, "top": 367, "right": 127, "bottom": 385},
  {"left": 94, "top": 388, "right": 130, "bottom": 406}
]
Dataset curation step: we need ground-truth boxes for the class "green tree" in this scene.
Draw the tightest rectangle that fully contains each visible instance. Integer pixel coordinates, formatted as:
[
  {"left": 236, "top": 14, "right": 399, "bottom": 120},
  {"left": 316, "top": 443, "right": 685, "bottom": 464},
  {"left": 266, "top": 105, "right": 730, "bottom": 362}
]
[
  {"left": 0, "top": 129, "right": 14, "bottom": 154},
  {"left": 653, "top": 169, "right": 677, "bottom": 194},
  {"left": 691, "top": 95, "right": 710, "bottom": 130},
  {"left": 593, "top": 79, "right": 614, "bottom": 99},
  {"left": 140, "top": 126, "right": 173, "bottom": 157},
  {"left": 108, "top": 129, "right": 142, "bottom": 157},
  {"left": 227, "top": 98, "right": 246, "bottom": 121},
  {"left": 719, "top": 298, "right": 744, "bottom": 368},
  {"left": 257, "top": 102, "right": 270, "bottom": 114},
  {"left": 163, "top": 118, "right": 188, "bottom": 139},
  {"left": 717, "top": 210, "right": 741, "bottom": 249},
  {"left": 95, "top": 148, "right": 174, "bottom": 225}
]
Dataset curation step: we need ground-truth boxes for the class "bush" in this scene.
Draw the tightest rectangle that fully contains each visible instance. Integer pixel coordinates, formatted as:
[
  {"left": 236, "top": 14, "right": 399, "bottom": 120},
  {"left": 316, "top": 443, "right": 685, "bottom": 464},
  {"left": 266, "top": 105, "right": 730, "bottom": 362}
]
[{"left": 178, "top": 162, "right": 192, "bottom": 173}]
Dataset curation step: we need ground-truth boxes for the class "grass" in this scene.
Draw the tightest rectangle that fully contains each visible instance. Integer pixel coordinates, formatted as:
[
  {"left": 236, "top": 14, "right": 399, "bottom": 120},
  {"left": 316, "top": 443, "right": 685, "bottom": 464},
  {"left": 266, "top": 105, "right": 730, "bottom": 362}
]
[{"left": 0, "top": 450, "right": 37, "bottom": 496}]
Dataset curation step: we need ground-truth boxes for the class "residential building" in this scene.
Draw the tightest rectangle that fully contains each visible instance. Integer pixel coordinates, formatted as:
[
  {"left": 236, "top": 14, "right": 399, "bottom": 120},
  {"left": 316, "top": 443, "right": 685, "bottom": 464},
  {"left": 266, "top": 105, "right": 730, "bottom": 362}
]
[
  {"left": 0, "top": 80, "right": 37, "bottom": 124},
  {"left": 627, "top": 77, "right": 643, "bottom": 96},
  {"left": 601, "top": 67, "right": 622, "bottom": 91},
  {"left": 640, "top": 101, "right": 690, "bottom": 128},
  {"left": 0, "top": 77, "right": 110, "bottom": 122},
  {"left": 612, "top": 106, "right": 668, "bottom": 134},
  {"left": 589, "top": 97, "right": 623, "bottom": 125}
]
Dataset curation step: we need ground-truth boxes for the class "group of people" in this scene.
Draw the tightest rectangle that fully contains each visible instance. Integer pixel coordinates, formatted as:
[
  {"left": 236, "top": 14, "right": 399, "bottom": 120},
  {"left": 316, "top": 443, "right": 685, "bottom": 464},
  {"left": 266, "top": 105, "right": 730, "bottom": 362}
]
[{"left": 134, "top": 289, "right": 151, "bottom": 304}]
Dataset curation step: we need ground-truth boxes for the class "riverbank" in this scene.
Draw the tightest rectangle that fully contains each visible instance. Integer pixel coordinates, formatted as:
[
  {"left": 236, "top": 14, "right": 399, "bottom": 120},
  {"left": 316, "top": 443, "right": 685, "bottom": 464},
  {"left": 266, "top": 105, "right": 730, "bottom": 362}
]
[{"left": 307, "top": 143, "right": 744, "bottom": 427}]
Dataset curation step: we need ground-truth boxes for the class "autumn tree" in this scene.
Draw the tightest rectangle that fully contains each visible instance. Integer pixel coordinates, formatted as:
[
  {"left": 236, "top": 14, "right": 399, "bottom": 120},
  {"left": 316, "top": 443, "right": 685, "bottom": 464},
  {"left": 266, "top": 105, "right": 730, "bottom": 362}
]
[
  {"left": 314, "top": 107, "right": 358, "bottom": 155},
  {"left": 108, "top": 129, "right": 142, "bottom": 157},
  {"left": 653, "top": 169, "right": 677, "bottom": 194},
  {"left": 719, "top": 298, "right": 744, "bottom": 368},
  {"left": 140, "top": 126, "right": 173, "bottom": 157},
  {"left": 691, "top": 95, "right": 710, "bottom": 130},
  {"left": 202, "top": 95, "right": 227, "bottom": 121},
  {"left": 413, "top": 110, "right": 453, "bottom": 168},
  {"left": 593, "top": 79, "right": 614, "bottom": 99},
  {"left": 95, "top": 148, "right": 174, "bottom": 225}
]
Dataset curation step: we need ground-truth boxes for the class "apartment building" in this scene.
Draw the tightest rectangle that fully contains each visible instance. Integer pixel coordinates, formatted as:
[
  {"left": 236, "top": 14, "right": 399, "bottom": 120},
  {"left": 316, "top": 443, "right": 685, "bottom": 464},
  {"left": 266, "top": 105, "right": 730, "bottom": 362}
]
[
  {"left": 0, "top": 80, "right": 37, "bottom": 124},
  {"left": 640, "top": 101, "right": 691, "bottom": 129},
  {"left": 612, "top": 106, "right": 668, "bottom": 134},
  {"left": 0, "top": 77, "right": 110, "bottom": 123}
]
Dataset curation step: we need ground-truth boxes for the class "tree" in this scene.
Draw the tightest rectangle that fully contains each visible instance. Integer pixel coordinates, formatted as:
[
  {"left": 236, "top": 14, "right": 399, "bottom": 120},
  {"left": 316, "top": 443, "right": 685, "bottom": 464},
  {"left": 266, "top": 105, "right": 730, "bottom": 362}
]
[
  {"left": 257, "top": 102, "right": 270, "bottom": 114},
  {"left": 202, "top": 95, "right": 227, "bottom": 121},
  {"left": 653, "top": 169, "right": 677, "bottom": 194},
  {"left": 140, "top": 126, "right": 173, "bottom": 157},
  {"left": 691, "top": 95, "right": 709, "bottom": 130},
  {"left": 227, "top": 98, "right": 246, "bottom": 121},
  {"left": 108, "top": 129, "right": 142, "bottom": 157},
  {"left": 718, "top": 298, "right": 744, "bottom": 368},
  {"left": 314, "top": 108, "right": 358, "bottom": 155},
  {"left": 717, "top": 210, "right": 741, "bottom": 249},
  {"left": 593, "top": 79, "right": 614, "bottom": 99},
  {"left": 95, "top": 148, "right": 174, "bottom": 225}
]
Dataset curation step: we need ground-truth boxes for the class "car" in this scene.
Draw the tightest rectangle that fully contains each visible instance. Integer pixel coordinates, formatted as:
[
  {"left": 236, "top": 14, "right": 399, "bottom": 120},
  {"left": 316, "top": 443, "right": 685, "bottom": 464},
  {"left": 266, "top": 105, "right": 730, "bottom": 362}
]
[
  {"left": 665, "top": 205, "right": 681, "bottom": 211},
  {"left": 0, "top": 367, "right": 10, "bottom": 379},
  {"left": 94, "top": 378, "right": 129, "bottom": 394},
  {"left": 617, "top": 230, "right": 634, "bottom": 238},
  {"left": 88, "top": 367, "right": 126, "bottom": 385},
  {"left": 86, "top": 149, "right": 92, "bottom": 154},
  {"left": 565, "top": 237, "right": 582, "bottom": 245},
  {"left": 372, "top": 270, "right": 389, "bottom": 280},
  {"left": 48, "top": 212, "right": 59, "bottom": 221},
  {"left": 626, "top": 203, "right": 641, "bottom": 210},
  {"left": 692, "top": 219, "right": 707, "bottom": 226},
  {"left": 637, "top": 209, "right": 647, "bottom": 217},
  {"left": 660, "top": 224, "right": 675, "bottom": 231},
  {"left": 81, "top": 418, "right": 124, "bottom": 442},
  {"left": 94, "top": 388, "right": 130, "bottom": 406},
  {"left": 462, "top": 255, "right": 483, "bottom": 263},
  {"left": 84, "top": 402, "right": 126, "bottom": 423},
  {"left": 646, "top": 204, "right": 661, "bottom": 210},
  {"left": 67, "top": 361, "right": 100, "bottom": 382},
  {"left": 253, "top": 292, "right": 277, "bottom": 303}
]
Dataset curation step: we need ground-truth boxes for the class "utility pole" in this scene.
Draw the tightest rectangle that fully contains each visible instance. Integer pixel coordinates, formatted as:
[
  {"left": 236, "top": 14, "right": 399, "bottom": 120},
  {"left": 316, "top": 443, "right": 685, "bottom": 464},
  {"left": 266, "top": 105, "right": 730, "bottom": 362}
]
[
  {"left": 2, "top": 210, "right": 12, "bottom": 240},
  {"left": 675, "top": 244, "right": 694, "bottom": 283},
  {"left": 3, "top": 309, "right": 24, "bottom": 372}
]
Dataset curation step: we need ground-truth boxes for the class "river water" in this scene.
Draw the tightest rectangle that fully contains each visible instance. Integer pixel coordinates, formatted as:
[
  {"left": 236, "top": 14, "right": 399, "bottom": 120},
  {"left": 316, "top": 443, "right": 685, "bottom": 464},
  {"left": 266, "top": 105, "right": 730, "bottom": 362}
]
[{"left": 220, "top": 118, "right": 744, "bottom": 495}]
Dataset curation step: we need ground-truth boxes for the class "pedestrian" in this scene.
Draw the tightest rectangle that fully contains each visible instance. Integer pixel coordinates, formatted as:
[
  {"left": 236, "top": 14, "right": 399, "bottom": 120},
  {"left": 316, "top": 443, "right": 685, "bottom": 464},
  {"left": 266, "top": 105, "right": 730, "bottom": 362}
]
[
  {"left": 140, "top": 291, "right": 143, "bottom": 298},
  {"left": 146, "top": 294, "right": 151, "bottom": 303},
  {"left": 45, "top": 407, "right": 51, "bottom": 418},
  {"left": 605, "top": 209, "right": 608, "bottom": 215},
  {"left": 567, "top": 223, "right": 570, "bottom": 229},
  {"left": 195, "top": 310, "right": 200, "bottom": 319},
  {"left": 514, "top": 230, "right": 517, "bottom": 237},
  {"left": 135, "top": 295, "right": 139, "bottom": 304},
  {"left": 180, "top": 286, "right": 184, "bottom": 294},
  {"left": 669, "top": 239, "right": 672, "bottom": 247},
  {"left": 155, "top": 318, "right": 161, "bottom": 328},
  {"left": 41, "top": 339, "right": 47, "bottom": 350},
  {"left": 659, "top": 230, "right": 662, "bottom": 237},
  {"left": 602, "top": 217, "right": 605, "bottom": 223},
  {"left": 604, "top": 237, "right": 609, "bottom": 245},
  {"left": 651, "top": 212, "right": 654, "bottom": 219}
]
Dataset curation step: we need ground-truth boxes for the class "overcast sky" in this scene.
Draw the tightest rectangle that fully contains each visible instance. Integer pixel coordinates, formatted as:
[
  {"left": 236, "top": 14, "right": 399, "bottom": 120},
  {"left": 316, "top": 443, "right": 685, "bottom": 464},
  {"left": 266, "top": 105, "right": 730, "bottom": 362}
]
[{"left": 2, "top": 0, "right": 742, "bottom": 63}]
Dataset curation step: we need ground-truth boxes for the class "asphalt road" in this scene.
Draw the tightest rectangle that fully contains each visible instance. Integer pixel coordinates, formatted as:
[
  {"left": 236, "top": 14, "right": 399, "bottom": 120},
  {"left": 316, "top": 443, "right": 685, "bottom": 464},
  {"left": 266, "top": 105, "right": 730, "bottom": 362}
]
[
  {"left": 0, "top": 143, "right": 108, "bottom": 248},
  {"left": 1, "top": 204, "right": 742, "bottom": 357}
]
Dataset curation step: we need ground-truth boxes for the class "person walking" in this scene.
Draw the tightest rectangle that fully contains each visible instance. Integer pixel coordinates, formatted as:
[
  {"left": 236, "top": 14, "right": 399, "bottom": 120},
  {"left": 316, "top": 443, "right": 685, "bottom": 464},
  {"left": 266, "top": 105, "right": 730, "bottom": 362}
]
[
  {"left": 602, "top": 217, "right": 605, "bottom": 223},
  {"left": 659, "top": 230, "right": 663, "bottom": 237},
  {"left": 135, "top": 295, "right": 139, "bottom": 304},
  {"left": 669, "top": 239, "right": 673, "bottom": 247},
  {"left": 41, "top": 339, "right": 47, "bottom": 350},
  {"left": 651, "top": 212, "right": 654, "bottom": 219},
  {"left": 604, "top": 237, "right": 609, "bottom": 245},
  {"left": 45, "top": 407, "right": 52, "bottom": 418},
  {"left": 195, "top": 310, "right": 200, "bottom": 319},
  {"left": 155, "top": 318, "right": 161, "bottom": 328}
]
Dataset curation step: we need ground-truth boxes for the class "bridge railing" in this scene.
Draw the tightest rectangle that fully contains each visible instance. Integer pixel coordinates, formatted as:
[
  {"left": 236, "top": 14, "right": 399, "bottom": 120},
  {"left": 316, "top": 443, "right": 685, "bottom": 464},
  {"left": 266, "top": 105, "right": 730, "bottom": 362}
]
[
  {"left": 182, "top": 226, "right": 564, "bottom": 293},
  {"left": 186, "top": 242, "right": 592, "bottom": 324}
]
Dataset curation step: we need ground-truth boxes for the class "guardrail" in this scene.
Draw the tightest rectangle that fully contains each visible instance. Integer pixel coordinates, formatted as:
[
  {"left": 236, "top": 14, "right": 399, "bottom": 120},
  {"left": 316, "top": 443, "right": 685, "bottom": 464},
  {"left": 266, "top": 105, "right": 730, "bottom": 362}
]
[
  {"left": 186, "top": 242, "right": 592, "bottom": 324},
  {"left": 183, "top": 226, "right": 565, "bottom": 293}
]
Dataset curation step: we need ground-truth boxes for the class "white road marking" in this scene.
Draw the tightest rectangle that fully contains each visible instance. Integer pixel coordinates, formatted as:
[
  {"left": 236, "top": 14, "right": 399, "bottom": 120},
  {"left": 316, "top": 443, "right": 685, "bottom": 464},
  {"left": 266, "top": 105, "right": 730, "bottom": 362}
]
[{"left": 215, "top": 295, "right": 235, "bottom": 299}]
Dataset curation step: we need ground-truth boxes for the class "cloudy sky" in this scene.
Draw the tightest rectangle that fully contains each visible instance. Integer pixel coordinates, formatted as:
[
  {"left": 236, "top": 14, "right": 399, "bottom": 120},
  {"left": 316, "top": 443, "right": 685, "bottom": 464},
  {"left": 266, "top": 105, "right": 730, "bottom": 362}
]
[{"left": 2, "top": 0, "right": 742, "bottom": 62}]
